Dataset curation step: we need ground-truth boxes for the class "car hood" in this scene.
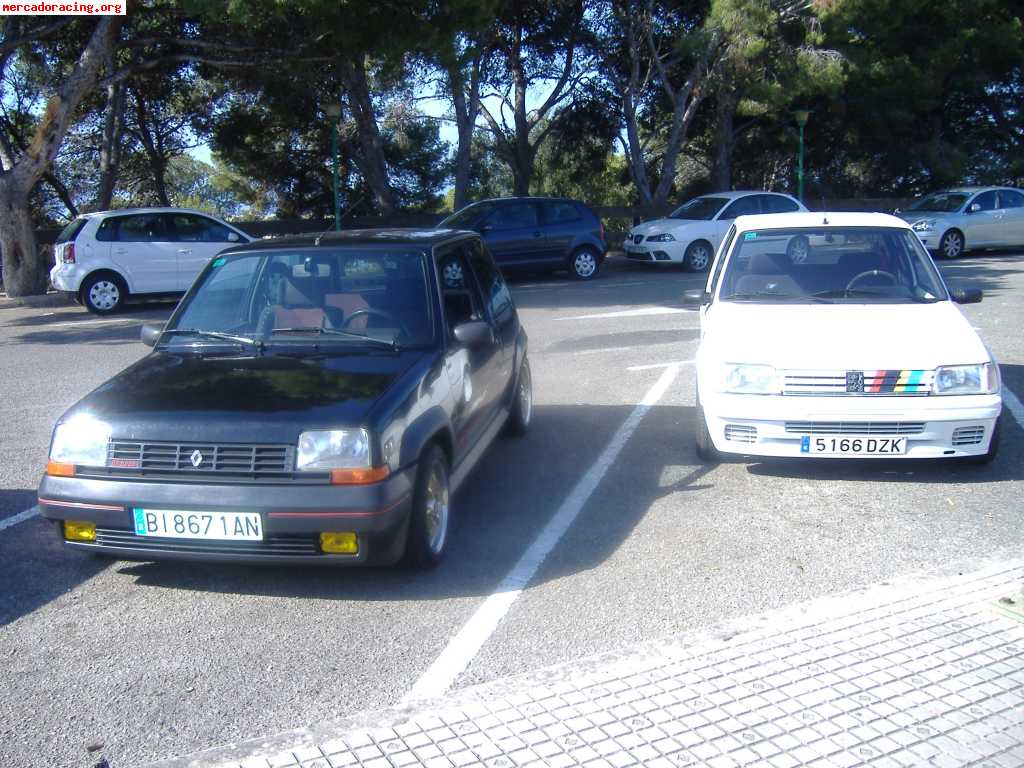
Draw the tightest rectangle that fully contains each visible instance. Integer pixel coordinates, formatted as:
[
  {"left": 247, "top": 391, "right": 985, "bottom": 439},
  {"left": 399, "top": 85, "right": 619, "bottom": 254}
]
[
  {"left": 702, "top": 301, "right": 991, "bottom": 370},
  {"left": 630, "top": 218, "right": 702, "bottom": 236},
  {"left": 896, "top": 210, "right": 957, "bottom": 225},
  {"left": 61, "top": 348, "right": 433, "bottom": 443}
]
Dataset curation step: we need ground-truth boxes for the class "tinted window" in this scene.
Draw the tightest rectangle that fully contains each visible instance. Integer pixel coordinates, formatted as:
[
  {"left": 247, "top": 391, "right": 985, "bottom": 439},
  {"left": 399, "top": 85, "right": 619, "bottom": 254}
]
[
  {"left": 719, "top": 196, "right": 761, "bottom": 220},
  {"left": 999, "top": 190, "right": 1024, "bottom": 209},
  {"left": 95, "top": 218, "right": 118, "bottom": 242},
  {"left": 540, "top": 201, "right": 581, "bottom": 224},
  {"left": 760, "top": 195, "right": 800, "bottom": 214},
  {"left": 441, "top": 202, "right": 495, "bottom": 229},
  {"left": 487, "top": 202, "right": 538, "bottom": 229},
  {"left": 971, "top": 191, "right": 998, "bottom": 212},
  {"left": 467, "top": 239, "right": 513, "bottom": 318},
  {"left": 56, "top": 218, "right": 87, "bottom": 244},
  {"left": 116, "top": 214, "right": 167, "bottom": 242},
  {"left": 908, "top": 192, "right": 968, "bottom": 212},
  {"left": 669, "top": 197, "right": 727, "bottom": 220},
  {"left": 169, "top": 213, "right": 234, "bottom": 242}
]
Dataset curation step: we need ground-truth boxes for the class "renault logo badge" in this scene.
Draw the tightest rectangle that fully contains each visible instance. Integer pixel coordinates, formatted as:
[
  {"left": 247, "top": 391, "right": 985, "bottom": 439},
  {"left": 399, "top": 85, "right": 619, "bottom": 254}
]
[{"left": 190, "top": 449, "right": 204, "bottom": 468}]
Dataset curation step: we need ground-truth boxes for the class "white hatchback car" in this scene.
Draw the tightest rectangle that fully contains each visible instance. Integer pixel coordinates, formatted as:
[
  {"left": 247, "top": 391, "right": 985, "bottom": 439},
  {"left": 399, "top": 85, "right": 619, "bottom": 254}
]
[
  {"left": 50, "top": 208, "right": 250, "bottom": 314},
  {"left": 625, "top": 191, "right": 807, "bottom": 271},
  {"left": 688, "top": 212, "right": 1002, "bottom": 463}
]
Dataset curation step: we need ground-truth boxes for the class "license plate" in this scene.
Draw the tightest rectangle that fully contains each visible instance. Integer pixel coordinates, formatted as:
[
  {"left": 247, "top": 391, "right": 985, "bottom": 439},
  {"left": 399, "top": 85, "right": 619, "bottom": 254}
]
[
  {"left": 132, "top": 508, "right": 263, "bottom": 540},
  {"left": 800, "top": 436, "right": 907, "bottom": 456}
]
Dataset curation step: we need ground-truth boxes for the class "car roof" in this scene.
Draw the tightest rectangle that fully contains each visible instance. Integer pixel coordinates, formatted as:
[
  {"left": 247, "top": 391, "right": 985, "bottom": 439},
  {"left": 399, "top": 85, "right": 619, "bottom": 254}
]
[
  {"left": 460, "top": 196, "right": 583, "bottom": 206},
  {"left": 732, "top": 211, "right": 911, "bottom": 231},
  {"left": 217, "top": 228, "right": 476, "bottom": 255},
  {"left": 78, "top": 207, "right": 231, "bottom": 219},
  {"left": 693, "top": 190, "right": 796, "bottom": 201},
  {"left": 932, "top": 186, "right": 1021, "bottom": 194}
]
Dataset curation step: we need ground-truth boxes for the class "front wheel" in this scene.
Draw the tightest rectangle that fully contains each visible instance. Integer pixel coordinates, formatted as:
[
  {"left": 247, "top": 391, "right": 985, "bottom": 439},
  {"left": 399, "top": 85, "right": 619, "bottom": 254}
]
[
  {"left": 695, "top": 398, "right": 720, "bottom": 463},
  {"left": 82, "top": 273, "right": 127, "bottom": 315},
  {"left": 405, "top": 445, "right": 451, "bottom": 568},
  {"left": 505, "top": 357, "right": 532, "bottom": 436},
  {"left": 569, "top": 247, "right": 601, "bottom": 280},
  {"left": 939, "top": 229, "right": 965, "bottom": 259},
  {"left": 684, "top": 240, "right": 713, "bottom": 272}
]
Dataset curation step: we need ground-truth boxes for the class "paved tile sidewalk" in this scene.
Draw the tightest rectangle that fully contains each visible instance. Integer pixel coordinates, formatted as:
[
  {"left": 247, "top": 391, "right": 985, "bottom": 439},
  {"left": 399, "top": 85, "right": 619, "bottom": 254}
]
[{"left": 149, "top": 560, "right": 1024, "bottom": 768}]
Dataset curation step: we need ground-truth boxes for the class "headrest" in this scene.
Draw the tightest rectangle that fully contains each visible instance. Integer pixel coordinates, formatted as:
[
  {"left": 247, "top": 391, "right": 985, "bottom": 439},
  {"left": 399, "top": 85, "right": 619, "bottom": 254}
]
[{"left": 749, "top": 252, "right": 791, "bottom": 274}]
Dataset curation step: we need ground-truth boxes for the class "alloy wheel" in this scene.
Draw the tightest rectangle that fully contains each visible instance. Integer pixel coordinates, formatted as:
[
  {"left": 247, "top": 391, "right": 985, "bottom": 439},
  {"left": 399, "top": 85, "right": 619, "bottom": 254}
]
[
  {"left": 424, "top": 463, "right": 450, "bottom": 555},
  {"left": 688, "top": 245, "right": 711, "bottom": 271},
  {"left": 574, "top": 250, "right": 597, "bottom": 278},
  {"left": 518, "top": 362, "right": 532, "bottom": 427},
  {"left": 942, "top": 232, "right": 963, "bottom": 259}
]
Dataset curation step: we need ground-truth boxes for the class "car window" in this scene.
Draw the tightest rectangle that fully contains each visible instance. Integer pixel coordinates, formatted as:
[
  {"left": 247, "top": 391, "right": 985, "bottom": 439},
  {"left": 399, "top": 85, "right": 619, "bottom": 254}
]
[
  {"left": 970, "top": 191, "right": 998, "bottom": 212},
  {"left": 56, "top": 218, "right": 87, "bottom": 244},
  {"left": 719, "top": 196, "right": 761, "bottom": 220},
  {"left": 436, "top": 246, "right": 484, "bottom": 338},
  {"left": 708, "top": 225, "right": 737, "bottom": 297},
  {"left": 908, "top": 191, "right": 969, "bottom": 212},
  {"left": 466, "top": 239, "right": 513, "bottom": 318},
  {"left": 998, "top": 190, "right": 1024, "bottom": 209},
  {"left": 669, "top": 196, "right": 727, "bottom": 220},
  {"left": 440, "top": 202, "right": 494, "bottom": 229},
  {"left": 116, "top": 214, "right": 168, "bottom": 242},
  {"left": 540, "top": 201, "right": 581, "bottom": 225},
  {"left": 760, "top": 195, "right": 800, "bottom": 214},
  {"left": 486, "top": 202, "right": 538, "bottom": 230},
  {"left": 95, "top": 218, "right": 118, "bottom": 242},
  {"left": 169, "top": 213, "right": 235, "bottom": 242}
]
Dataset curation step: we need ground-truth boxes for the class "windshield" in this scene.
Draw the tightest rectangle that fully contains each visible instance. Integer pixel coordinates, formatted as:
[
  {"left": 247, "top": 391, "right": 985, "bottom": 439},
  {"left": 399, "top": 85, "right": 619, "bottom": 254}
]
[
  {"left": 718, "top": 227, "right": 948, "bottom": 304},
  {"left": 907, "top": 192, "right": 968, "bottom": 213},
  {"left": 165, "top": 247, "right": 434, "bottom": 349},
  {"left": 669, "top": 196, "right": 728, "bottom": 220},
  {"left": 440, "top": 202, "right": 494, "bottom": 229}
]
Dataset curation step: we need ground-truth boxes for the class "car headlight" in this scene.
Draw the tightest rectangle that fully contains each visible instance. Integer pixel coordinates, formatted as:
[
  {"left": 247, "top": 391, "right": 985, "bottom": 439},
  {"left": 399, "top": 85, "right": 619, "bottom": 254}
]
[
  {"left": 911, "top": 219, "right": 936, "bottom": 232},
  {"left": 720, "top": 363, "right": 780, "bottom": 395},
  {"left": 50, "top": 414, "right": 111, "bottom": 466},
  {"left": 646, "top": 233, "right": 676, "bottom": 242},
  {"left": 296, "top": 428, "right": 371, "bottom": 470},
  {"left": 933, "top": 363, "right": 999, "bottom": 395}
]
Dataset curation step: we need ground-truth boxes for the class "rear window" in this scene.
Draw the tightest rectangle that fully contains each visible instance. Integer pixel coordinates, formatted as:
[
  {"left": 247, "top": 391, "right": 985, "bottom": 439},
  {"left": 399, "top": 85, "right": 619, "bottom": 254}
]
[{"left": 56, "top": 218, "right": 87, "bottom": 244}]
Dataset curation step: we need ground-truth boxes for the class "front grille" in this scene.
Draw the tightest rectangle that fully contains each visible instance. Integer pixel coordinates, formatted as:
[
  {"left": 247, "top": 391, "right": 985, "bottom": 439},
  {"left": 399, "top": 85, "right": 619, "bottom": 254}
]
[
  {"left": 785, "top": 421, "right": 925, "bottom": 435},
  {"left": 952, "top": 426, "right": 985, "bottom": 446},
  {"left": 76, "top": 440, "right": 329, "bottom": 484},
  {"left": 724, "top": 424, "right": 758, "bottom": 443},
  {"left": 783, "top": 369, "right": 933, "bottom": 396},
  {"left": 94, "top": 527, "right": 322, "bottom": 557}
]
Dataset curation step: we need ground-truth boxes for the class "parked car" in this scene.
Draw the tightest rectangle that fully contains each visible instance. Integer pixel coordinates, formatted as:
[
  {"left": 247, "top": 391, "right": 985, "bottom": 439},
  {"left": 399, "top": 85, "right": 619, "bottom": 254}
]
[
  {"left": 625, "top": 191, "right": 808, "bottom": 271},
  {"left": 50, "top": 207, "right": 251, "bottom": 314},
  {"left": 38, "top": 229, "right": 531, "bottom": 568},
  {"left": 685, "top": 211, "right": 1002, "bottom": 463},
  {"left": 896, "top": 186, "right": 1024, "bottom": 258},
  {"left": 438, "top": 197, "right": 607, "bottom": 280}
]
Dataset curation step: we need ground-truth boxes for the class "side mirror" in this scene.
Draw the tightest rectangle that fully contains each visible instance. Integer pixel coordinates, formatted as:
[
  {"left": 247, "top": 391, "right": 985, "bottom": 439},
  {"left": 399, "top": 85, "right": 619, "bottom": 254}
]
[
  {"left": 968, "top": 203, "right": 981, "bottom": 214},
  {"left": 950, "top": 286, "right": 983, "bottom": 304},
  {"left": 453, "top": 320, "right": 493, "bottom": 347},
  {"left": 227, "top": 231, "right": 241, "bottom": 243},
  {"left": 141, "top": 322, "right": 164, "bottom": 347},
  {"left": 682, "top": 288, "right": 710, "bottom": 306}
]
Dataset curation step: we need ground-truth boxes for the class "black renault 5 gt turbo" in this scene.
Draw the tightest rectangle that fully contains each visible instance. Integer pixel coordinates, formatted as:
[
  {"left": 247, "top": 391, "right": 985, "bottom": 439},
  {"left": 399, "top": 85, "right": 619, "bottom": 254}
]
[{"left": 38, "top": 229, "right": 531, "bottom": 568}]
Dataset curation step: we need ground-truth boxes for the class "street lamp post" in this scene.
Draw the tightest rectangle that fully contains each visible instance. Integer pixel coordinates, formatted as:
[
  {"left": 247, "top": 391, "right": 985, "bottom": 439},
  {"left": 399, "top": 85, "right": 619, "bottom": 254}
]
[
  {"left": 325, "top": 102, "right": 342, "bottom": 230},
  {"left": 794, "top": 109, "right": 811, "bottom": 203}
]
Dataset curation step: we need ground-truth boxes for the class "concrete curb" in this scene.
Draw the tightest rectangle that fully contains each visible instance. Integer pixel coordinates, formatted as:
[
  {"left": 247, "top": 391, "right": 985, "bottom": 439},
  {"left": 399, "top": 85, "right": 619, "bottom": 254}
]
[{"left": 0, "top": 291, "right": 73, "bottom": 309}]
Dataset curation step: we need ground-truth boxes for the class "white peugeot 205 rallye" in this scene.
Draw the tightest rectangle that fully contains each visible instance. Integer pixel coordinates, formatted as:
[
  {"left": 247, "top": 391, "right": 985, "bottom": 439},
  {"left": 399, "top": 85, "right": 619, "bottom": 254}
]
[{"left": 687, "top": 212, "right": 1002, "bottom": 463}]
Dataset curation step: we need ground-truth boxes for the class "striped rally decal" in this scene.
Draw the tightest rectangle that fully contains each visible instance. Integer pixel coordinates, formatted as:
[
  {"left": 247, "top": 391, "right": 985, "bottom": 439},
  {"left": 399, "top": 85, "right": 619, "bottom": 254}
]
[{"left": 868, "top": 370, "right": 926, "bottom": 393}]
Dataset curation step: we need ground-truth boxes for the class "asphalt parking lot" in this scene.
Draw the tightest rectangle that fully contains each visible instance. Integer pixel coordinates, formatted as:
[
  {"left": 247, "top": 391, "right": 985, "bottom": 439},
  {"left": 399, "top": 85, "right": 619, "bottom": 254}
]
[{"left": 2, "top": 253, "right": 1023, "bottom": 768}]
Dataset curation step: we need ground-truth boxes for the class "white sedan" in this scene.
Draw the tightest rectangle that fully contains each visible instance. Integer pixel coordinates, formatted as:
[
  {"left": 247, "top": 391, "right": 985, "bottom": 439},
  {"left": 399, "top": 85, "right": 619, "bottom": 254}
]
[
  {"left": 687, "top": 211, "right": 1002, "bottom": 463},
  {"left": 896, "top": 186, "right": 1024, "bottom": 258},
  {"left": 625, "top": 191, "right": 807, "bottom": 271}
]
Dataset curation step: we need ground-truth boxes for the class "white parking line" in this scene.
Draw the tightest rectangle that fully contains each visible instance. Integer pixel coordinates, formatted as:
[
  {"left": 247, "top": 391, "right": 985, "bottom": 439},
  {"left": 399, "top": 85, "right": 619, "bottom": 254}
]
[
  {"left": 557, "top": 307, "right": 693, "bottom": 321},
  {"left": 628, "top": 359, "right": 695, "bottom": 372},
  {"left": 1002, "top": 385, "right": 1024, "bottom": 429},
  {"left": 0, "top": 505, "right": 39, "bottom": 533},
  {"left": 403, "top": 362, "right": 684, "bottom": 703},
  {"left": 41, "top": 318, "right": 142, "bottom": 330}
]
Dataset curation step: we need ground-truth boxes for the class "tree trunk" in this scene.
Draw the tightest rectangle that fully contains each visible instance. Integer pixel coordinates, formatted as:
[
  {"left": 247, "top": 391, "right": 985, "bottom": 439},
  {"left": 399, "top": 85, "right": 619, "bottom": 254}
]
[
  {"left": 450, "top": 56, "right": 481, "bottom": 212},
  {"left": 95, "top": 81, "right": 124, "bottom": 210},
  {"left": 0, "top": 185, "right": 46, "bottom": 295},
  {"left": 340, "top": 56, "right": 396, "bottom": 217},
  {"left": 711, "top": 91, "right": 737, "bottom": 191}
]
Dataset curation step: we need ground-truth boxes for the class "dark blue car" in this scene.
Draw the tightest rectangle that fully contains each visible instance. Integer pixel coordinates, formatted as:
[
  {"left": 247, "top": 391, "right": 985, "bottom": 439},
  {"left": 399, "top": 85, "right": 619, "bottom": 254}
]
[{"left": 439, "top": 197, "right": 607, "bottom": 280}]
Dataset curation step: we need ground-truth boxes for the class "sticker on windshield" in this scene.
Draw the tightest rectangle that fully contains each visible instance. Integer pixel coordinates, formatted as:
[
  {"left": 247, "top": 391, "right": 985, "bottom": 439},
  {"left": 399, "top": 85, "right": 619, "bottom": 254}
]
[
  {"left": 744, "top": 232, "right": 758, "bottom": 240},
  {"left": 211, "top": 257, "right": 226, "bottom": 267}
]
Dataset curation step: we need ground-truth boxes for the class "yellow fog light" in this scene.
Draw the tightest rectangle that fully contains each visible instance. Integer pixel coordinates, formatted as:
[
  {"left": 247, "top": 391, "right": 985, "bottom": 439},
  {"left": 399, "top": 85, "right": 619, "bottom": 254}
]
[
  {"left": 319, "top": 532, "right": 358, "bottom": 554},
  {"left": 64, "top": 520, "right": 96, "bottom": 542}
]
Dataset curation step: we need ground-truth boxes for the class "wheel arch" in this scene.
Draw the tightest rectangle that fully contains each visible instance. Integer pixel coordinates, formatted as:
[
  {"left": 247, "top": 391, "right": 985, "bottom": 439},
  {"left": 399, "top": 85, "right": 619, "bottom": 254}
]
[
  {"left": 398, "top": 406, "right": 454, "bottom": 470},
  {"left": 79, "top": 268, "right": 131, "bottom": 300}
]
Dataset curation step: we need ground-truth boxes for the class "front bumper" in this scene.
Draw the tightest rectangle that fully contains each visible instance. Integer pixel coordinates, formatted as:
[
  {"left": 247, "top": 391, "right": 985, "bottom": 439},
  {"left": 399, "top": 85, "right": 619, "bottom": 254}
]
[
  {"left": 623, "top": 239, "right": 686, "bottom": 263},
  {"left": 702, "top": 393, "right": 1002, "bottom": 459},
  {"left": 37, "top": 469, "right": 416, "bottom": 565}
]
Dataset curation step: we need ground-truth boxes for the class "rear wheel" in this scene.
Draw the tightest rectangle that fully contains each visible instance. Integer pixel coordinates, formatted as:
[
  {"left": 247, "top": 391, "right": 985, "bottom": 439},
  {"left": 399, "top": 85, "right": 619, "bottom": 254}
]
[
  {"left": 81, "top": 272, "right": 126, "bottom": 315},
  {"left": 939, "top": 229, "right": 965, "bottom": 259},
  {"left": 405, "top": 445, "right": 451, "bottom": 568},
  {"left": 684, "top": 240, "right": 713, "bottom": 272},
  {"left": 505, "top": 357, "right": 532, "bottom": 436},
  {"left": 569, "top": 247, "right": 601, "bottom": 280}
]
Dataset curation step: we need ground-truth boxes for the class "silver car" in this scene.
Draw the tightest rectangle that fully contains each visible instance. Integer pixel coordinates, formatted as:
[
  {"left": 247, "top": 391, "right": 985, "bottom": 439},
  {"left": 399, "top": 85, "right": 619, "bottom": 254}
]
[{"left": 897, "top": 186, "right": 1024, "bottom": 258}]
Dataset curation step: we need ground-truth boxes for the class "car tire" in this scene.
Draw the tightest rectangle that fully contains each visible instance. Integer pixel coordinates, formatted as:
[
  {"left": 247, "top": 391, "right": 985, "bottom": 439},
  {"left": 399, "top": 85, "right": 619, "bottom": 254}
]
[
  {"left": 505, "top": 357, "right": 532, "bottom": 436},
  {"left": 939, "top": 229, "right": 965, "bottom": 259},
  {"left": 684, "top": 240, "right": 713, "bottom": 272},
  {"left": 961, "top": 416, "right": 1000, "bottom": 465},
  {"left": 786, "top": 235, "right": 811, "bottom": 264},
  {"left": 568, "top": 247, "right": 602, "bottom": 280},
  {"left": 405, "top": 444, "right": 451, "bottom": 569},
  {"left": 81, "top": 272, "right": 127, "bottom": 315},
  {"left": 695, "top": 395, "right": 720, "bottom": 463}
]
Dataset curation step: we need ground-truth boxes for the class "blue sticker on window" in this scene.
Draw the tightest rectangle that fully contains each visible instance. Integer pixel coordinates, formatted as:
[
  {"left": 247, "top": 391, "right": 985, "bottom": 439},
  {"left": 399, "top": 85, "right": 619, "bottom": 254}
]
[
  {"left": 212, "top": 257, "right": 225, "bottom": 267},
  {"left": 744, "top": 232, "right": 758, "bottom": 241}
]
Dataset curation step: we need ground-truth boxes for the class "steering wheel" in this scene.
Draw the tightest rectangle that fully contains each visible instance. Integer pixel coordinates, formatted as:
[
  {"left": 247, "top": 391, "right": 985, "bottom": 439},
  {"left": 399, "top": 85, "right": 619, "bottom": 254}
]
[
  {"left": 343, "top": 308, "right": 408, "bottom": 337},
  {"left": 846, "top": 269, "right": 897, "bottom": 291}
]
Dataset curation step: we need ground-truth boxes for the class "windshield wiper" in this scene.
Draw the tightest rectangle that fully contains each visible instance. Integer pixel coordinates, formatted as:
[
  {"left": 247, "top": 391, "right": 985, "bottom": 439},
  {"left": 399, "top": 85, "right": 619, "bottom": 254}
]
[
  {"left": 161, "top": 328, "right": 263, "bottom": 348},
  {"left": 269, "top": 326, "right": 398, "bottom": 350},
  {"left": 725, "top": 291, "right": 831, "bottom": 303}
]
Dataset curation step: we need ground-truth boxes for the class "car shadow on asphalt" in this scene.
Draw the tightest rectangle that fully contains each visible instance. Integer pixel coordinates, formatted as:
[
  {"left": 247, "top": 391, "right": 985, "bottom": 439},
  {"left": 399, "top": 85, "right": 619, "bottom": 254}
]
[
  {"left": 938, "top": 253, "right": 1024, "bottom": 295},
  {"left": 2, "top": 301, "right": 173, "bottom": 329}
]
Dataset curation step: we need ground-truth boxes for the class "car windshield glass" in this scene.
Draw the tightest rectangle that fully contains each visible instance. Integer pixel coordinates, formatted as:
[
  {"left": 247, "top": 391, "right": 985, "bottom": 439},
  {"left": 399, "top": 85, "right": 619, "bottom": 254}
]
[
  {"left": 441, "top": 202, "right": 494, "bottom": 229},
  {"left": 718, "top": 227, "right": 949, "bottom": 304},
  {"left": 669, "top": 197, "right": 728, "bottom": 220},
  {"left": 907, "top": 192, "right": 968, "bottom": 212},
  {"left": 164, "top": 247, "right": 433, "bottom": 348}
]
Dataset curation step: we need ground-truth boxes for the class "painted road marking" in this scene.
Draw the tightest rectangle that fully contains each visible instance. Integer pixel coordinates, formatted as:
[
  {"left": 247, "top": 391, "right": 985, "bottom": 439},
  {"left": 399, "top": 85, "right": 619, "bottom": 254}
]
[
  {"left": 628, "top": 359, "right": 696, "bottom": 371},
  {"left": 0, "top": 506, "right": 39, "bottom": 533},
  {"left": 1002, "top": 385, "right": 1024, "bottom": 429},
  {"left": 557, "top": 306, "right": 694, "bottom": 321},
  {"left": 403, "top": 362, "right": 684, "bottom": 703}
]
